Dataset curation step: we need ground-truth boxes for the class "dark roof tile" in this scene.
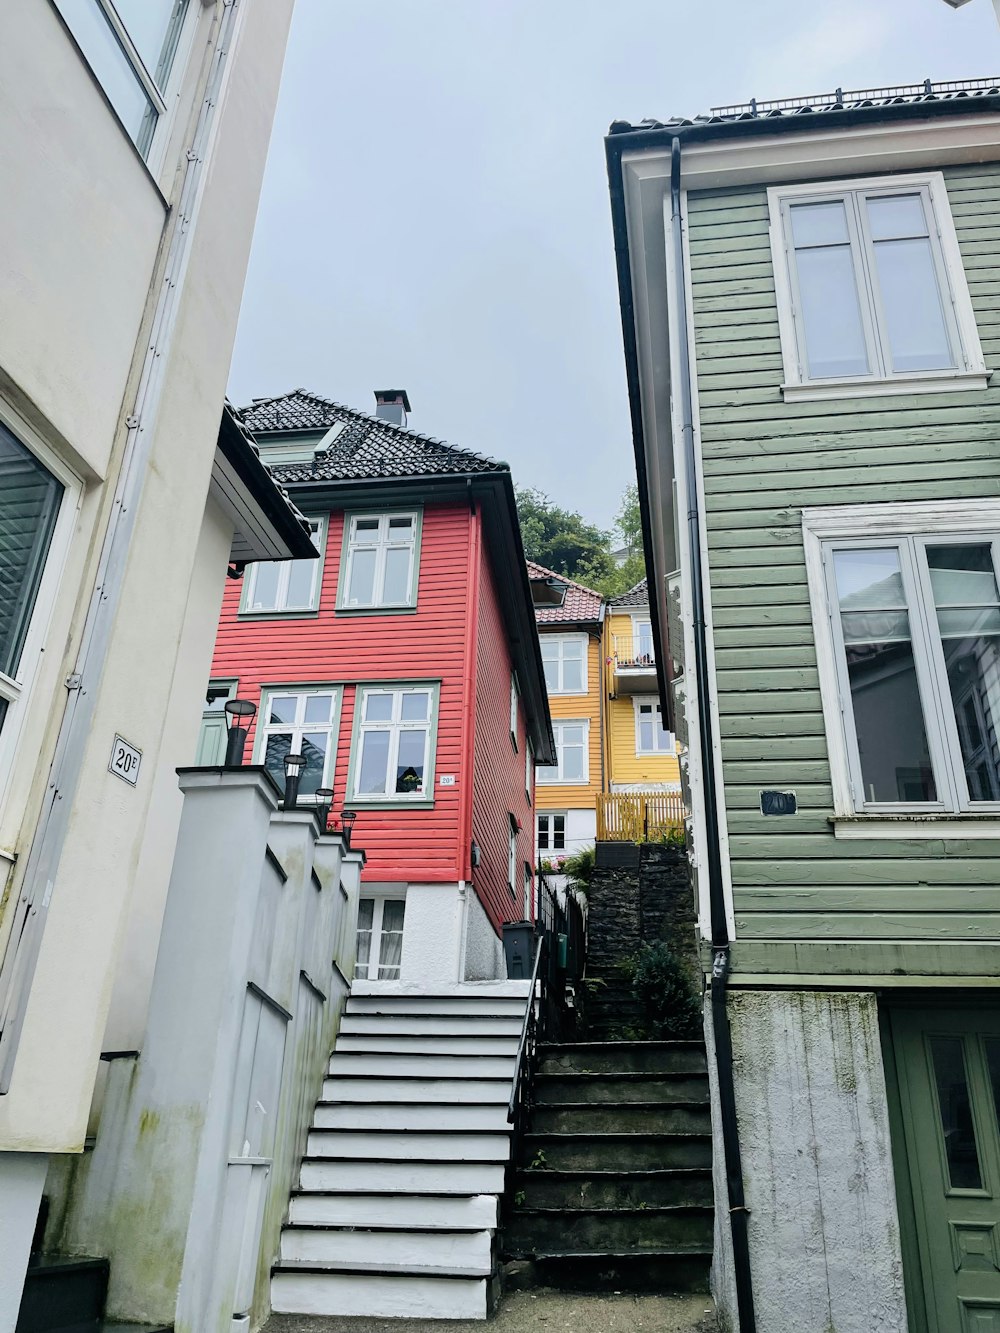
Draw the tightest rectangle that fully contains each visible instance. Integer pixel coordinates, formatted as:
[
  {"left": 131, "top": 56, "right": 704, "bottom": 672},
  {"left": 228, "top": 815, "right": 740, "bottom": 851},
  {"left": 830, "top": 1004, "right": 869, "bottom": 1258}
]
[{"left": 608, "top": 577, "right": 648, "bottom": 608}]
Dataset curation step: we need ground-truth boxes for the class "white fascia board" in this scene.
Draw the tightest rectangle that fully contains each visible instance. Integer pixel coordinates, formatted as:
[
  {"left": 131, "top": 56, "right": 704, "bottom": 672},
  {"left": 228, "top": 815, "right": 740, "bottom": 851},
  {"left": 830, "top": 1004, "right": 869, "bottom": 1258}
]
[
  {"left": 210, "top": 449, "right": 299, "bottom": 563},
  {"left": 622, "top": 113, "right": 1000, "bottom": 194}
]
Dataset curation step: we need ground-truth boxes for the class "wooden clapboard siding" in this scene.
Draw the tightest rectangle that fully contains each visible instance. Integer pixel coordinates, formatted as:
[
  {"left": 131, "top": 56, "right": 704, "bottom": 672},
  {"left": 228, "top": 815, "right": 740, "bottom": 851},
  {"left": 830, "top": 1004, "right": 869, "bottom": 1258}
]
[
  {"left": 604, "top": 609, "right": 681, "bottom": 789},
  {"left": 210, "top": 503, "right": 473, "bottom": 887},
  {"left": 470, "top": 545, "right": 535, "bottom": 930},
  {"left": 687, "top": 164, "right": 1000, "bottom": 975},
  {"left": 534, "top": 632, "right": 602, "bottom": 813}
]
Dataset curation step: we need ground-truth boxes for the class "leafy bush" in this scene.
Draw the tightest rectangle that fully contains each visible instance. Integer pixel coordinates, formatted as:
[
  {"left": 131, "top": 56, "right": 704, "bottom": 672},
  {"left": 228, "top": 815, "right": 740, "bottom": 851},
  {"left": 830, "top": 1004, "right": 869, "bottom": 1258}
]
[
  {"left": 622, "top": 941, "right": 701, "bottom": 1039},
  {"left": 561, "top": 844, "right": 595, "bottom": 887}
]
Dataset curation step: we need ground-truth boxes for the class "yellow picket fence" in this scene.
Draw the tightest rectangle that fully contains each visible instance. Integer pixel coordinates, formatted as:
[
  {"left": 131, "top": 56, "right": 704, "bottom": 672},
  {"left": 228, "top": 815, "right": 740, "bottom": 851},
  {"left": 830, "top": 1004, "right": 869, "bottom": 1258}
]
[{"left": 596, "top": 792, "right": 686, "bottom": 842}]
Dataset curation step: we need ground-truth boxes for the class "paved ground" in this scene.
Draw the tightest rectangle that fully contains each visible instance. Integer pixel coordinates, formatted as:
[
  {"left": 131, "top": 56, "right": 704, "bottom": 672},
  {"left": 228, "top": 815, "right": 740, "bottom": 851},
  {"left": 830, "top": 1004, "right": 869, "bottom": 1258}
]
[{"left": 264, "top": 1290, "right": 717, "bottom": 1332}]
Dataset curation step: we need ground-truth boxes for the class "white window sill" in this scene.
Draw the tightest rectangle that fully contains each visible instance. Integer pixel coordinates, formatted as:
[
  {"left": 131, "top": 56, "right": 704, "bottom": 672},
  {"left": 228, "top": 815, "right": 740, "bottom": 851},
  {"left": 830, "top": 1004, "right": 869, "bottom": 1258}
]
[
  {"left": 782, "top": 370, "right": 990, "bottom": 403},
  {"left": 831, "top": 815, "right": 1000, "bottom": 840}
]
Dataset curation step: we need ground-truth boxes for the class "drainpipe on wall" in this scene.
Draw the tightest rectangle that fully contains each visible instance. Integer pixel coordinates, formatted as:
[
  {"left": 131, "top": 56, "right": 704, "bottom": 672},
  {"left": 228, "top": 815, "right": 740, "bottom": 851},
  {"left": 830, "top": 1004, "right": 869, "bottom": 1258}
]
[{"left": 669, "top": 135, "right": 757, "bottom": 1333}]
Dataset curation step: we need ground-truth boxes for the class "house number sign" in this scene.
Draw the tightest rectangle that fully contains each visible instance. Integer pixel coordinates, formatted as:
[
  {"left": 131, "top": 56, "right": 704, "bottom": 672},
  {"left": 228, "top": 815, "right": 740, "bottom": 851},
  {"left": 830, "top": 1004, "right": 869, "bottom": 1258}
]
[
  {"left": 109, "top": 735, "right": 142, "bottom": 787},
  {"left": 760, "top": 789, "right": 796, "bottom": 816}
]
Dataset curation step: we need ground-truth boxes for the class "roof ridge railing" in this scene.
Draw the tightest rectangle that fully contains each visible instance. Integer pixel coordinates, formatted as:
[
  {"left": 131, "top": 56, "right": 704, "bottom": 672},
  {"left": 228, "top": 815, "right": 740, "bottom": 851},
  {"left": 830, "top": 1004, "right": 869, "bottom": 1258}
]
[{"left": 711, "top": 76, "right": 1000, "bottom": 120}]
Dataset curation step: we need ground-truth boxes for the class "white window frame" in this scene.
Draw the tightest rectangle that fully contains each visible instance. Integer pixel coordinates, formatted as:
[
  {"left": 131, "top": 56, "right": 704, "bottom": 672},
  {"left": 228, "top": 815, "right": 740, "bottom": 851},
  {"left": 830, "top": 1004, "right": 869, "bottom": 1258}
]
[
  {"left": 769, "top": 172, "right": 987, "bottom": 402},
  {"left": 537, "top": 719, "right": 590, "bottom": 786},
  {"left": 349, "top": 683, "right": 439, "bottom": 804},
  {"left": 540, "top": 633, "right": 588, "bottom": 695},
  {"left": 338, "top": 510, "right": 420, "bottom": 611},
  {"left": 0, "top": 402, "right": 83, "bottom": 814},
  {"left": 241, "top": 518, "right": 325, "bottom": 615},
  {"left": 536, "top": 812, "right": 567, "bottom": 854},
  {"left": 253, "top": 685, "right": 342, "bottom": 801},
  {"left": 354, "top": 893, "right": 407, "bottom": 982},
  {"left": 510, "top": 672, "right": 520, "bottom": 751},
  {"left": 633, "top": 696, "right": 677, "bottom": 756},
  {"left": 526, "top": 737, "right": 534, "bottom": 805},
  {"left": 804, "top": 498, "right": 1000, "bottom": 833},
  {"left": 523, "top": 861, "right": 533, "bottom": 918}
]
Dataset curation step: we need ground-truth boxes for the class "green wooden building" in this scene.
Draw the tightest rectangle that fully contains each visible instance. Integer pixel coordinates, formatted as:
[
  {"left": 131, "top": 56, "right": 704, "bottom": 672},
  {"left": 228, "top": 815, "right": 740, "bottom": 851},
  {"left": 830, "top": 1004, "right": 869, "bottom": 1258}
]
[{"left": 607, "top": 79, "right": 1000, "bottom": 1332}]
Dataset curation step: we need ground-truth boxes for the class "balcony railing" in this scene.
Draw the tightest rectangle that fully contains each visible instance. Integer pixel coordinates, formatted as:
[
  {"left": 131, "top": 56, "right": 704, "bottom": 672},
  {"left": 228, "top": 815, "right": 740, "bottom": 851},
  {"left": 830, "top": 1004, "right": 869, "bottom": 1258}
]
[
  {"left": 611, "top": 635, "right": 656, "bottom": 669},
  {"left": 597, "top": 792, "right": 686, "bottom": 842}
]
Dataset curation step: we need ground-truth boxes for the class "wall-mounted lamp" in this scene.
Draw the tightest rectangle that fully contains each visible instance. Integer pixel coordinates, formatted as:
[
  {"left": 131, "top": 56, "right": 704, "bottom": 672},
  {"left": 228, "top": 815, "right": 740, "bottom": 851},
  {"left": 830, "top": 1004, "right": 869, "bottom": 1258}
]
[
  {"left": 315, "top": 787, "right": 335, "bottom": 830},
  {"left": 340, "top": 809, "right": 357, "bottom": 848},
  {"left": 470, "top": 840, "right": 481, "bottom": 869},
  {"left": 282, "top": 752, "right": 306, "bottom": 810},
  {"left": 223, "top": 698, "right": 256, "bottom": 767}
]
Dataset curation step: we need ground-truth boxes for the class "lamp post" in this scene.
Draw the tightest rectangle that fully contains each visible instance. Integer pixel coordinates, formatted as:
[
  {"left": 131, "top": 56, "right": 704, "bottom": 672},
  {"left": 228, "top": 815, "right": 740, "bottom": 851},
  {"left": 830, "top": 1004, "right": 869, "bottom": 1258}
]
[
  {"left": 282, "top": 752, "right": 306, "bottom": 810},
  {"left": 223, "top": 699, "right": 256, "bottom": 767},
  {"left": 315, "top": 787, "right": 335, "bottom": 831},
  {"left": 340, "top": 809, "right": 358, "bottom": 849}
]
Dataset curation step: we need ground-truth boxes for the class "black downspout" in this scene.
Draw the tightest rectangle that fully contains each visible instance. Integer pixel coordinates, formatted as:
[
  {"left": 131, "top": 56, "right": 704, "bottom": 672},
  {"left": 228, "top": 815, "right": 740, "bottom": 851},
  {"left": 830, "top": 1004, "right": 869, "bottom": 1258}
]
[{"left": 670, "top": 136, "right": 757, "bottom": 1333}]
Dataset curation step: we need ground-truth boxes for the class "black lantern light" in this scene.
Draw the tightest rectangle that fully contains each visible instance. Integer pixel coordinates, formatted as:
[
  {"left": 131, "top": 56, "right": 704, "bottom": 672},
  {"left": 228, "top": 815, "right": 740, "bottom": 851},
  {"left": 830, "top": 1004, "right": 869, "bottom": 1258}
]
[
  {"left": 340, "top": 809, "right": 358, "bottom": 848},
  {"left": 282, "top": 752, "right": 306, "bottom": 810},
  {"left": 315, "top": 787, "right": 335, "bottom": 830},
  {"left": 223, "top": 698, "right": 256, "bottom": 767}
]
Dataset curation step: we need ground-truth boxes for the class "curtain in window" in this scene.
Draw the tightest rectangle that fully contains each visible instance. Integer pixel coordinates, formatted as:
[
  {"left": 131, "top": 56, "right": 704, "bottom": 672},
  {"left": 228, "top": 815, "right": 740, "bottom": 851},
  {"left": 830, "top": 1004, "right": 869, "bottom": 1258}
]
[
  {"left": 378, "top": 901, "right": 405, "bottom": 980},
  {"left": 0, "top": 425, "right": 62, "bottom": 683}
]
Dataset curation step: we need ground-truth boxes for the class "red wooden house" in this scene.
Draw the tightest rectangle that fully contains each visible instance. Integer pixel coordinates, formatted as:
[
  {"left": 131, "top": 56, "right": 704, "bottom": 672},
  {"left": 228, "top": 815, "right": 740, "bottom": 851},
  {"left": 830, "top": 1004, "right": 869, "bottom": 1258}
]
[{"left": 205, "top": 389, "right": 553, "bottom": 983}]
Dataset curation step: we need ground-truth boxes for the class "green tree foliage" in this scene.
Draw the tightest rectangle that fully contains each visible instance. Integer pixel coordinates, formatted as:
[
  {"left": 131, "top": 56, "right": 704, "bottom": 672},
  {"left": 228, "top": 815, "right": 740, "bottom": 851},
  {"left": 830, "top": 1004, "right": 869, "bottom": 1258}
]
[
  {"left": 621, "top": 941, "right": 701, "bottom": 1039},
  {"left": 515, "top": 487, "right": 614, "bottom": 587}
]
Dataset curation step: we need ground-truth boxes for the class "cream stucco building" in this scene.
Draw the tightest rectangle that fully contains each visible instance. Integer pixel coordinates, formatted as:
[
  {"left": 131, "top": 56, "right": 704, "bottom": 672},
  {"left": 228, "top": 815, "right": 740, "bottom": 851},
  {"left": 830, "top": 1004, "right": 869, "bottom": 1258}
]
[{"left": 0, "top": 2, "right": 305, "bottom": 1325}]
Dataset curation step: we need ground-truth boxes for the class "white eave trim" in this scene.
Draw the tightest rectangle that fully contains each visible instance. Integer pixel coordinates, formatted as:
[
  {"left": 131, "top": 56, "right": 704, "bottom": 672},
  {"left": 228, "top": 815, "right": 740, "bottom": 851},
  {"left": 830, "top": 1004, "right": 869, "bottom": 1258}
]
[{"left": 621, "top": 112, "right": 1000, "bottom": 192}]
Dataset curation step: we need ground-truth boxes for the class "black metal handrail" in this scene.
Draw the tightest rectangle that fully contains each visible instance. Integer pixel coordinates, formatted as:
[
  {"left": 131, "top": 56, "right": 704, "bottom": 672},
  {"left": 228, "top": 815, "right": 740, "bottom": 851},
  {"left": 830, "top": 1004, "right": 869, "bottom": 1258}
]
[{"left": 507, "top": 933, "right": 545, "bottom": 1131}]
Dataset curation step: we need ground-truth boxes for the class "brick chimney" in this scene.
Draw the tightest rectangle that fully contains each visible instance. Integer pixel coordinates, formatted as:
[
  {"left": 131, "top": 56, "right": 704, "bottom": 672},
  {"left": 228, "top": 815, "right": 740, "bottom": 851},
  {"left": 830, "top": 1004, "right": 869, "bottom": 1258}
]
[{"left": 373, "top": 389, "right": 411, "bottom": 428}]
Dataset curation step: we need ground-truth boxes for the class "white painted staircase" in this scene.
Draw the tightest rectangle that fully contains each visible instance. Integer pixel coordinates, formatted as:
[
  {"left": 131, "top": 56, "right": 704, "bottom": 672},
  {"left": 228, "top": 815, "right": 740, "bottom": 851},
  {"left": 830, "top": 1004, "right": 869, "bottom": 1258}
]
[{"left": 271, "top": 981, "right": 531, "bottom": 1321}]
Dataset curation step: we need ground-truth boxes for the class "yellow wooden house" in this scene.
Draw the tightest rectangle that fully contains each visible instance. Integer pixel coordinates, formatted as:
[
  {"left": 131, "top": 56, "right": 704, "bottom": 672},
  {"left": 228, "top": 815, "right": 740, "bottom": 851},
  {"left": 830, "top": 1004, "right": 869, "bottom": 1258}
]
[
  {"left": 603, "top": 578, "right": 682, "bottom": 799},
  {"left": 527, "top": 561, "right": 604, "bottom": 860}
]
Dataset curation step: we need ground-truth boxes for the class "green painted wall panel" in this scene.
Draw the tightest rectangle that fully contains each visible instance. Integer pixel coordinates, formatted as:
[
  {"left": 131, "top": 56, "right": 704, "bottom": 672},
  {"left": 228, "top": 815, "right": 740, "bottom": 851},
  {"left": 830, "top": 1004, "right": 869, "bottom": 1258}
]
[{"left": 688, "top": 165, "right": 1000, "bottom": 976}]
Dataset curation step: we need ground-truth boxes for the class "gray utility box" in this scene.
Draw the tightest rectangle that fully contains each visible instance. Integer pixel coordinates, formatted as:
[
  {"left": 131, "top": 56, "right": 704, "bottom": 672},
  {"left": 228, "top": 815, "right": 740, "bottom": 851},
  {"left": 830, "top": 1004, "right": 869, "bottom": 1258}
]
[{"left": 502, "top": 921, "right": 536, "bottom": 980}]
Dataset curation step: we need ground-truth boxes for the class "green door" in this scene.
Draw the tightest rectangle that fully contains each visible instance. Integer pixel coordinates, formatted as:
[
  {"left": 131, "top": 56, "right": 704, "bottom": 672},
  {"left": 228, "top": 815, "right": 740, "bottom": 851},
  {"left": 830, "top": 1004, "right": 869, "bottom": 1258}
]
[
  {"left": 196, "top": 680, "right": 237, "bottom": 765},
  {"left": 891, "top": 1004, "right": 1000, "bottom": 1332}
]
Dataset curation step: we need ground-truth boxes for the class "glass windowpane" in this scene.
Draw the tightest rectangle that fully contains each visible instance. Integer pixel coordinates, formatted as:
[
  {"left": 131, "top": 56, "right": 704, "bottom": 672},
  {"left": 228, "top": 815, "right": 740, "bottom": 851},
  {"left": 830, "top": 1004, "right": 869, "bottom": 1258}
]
[
  {"left": 790, "top": 200, "right": 851, "bottom": 247},
  {"left": 284, "top": 556, "right": 315, "bottom": 608},
  {"left": 111, "top": 0, "right": 186, "bottom": 85},
  {"left": 268, "top": 696, "right": 297, "bottom": 725},
  {"left": 401, "top": 691, "right": 429, "bottom": 721},
  {"left": 866, "top": 194, "right": 928, "bottom": 242},
  {"left": 348, "top": 548, "right": 377, "bottom": 605},
  {"left": 388, "top": 516, "right": 413, "bottom": 532},
  {"left": 562, "top": 744, "right": 585, "bottom": 782},
  {"left": 53, "top": 0, "right": 156, "bottom": 147},
  {"left": 354, "top": 899, "right": 374, "bottom": 979},
  {"left": 796, "top": 245, "right": 870, "bottom": 379},
  {"left": 264, "top": 733, "right": 292, "bottom": 782},
  {"left": 537, "top": 817, "right": 549, "bottom": 850},
  {"left": 383, "top": 546, "right": 411, "bottom": 604},
  {"left": 871, "top": 237, "right": 954, "bottom": 373},
  {"left": 835, "top": 548, "right": 936, "bottom": 803},
  {"left": 928, "top": 545, "right": 1000, "bottom": 802},
  {"left": 0, "top": 426, "right": 63, "bottom": 681},
  {"left": 930, "top": 1035, "right": 983, "bottom": 1190},
  {"left": 396, "top": 729, "right": 426, "bottom": 792},
  {"left": 304, "top": 694, "right": 332, "bottom": 724},
  {"left": 248, "top": 562, "right": 280, "bottom": 611},
  {"left": 358, "top": 730, "right": 390, "bottom": 795},
  {"left": 562, "top": 656, "right": 584, "bottom": 692},
  {"left": 364, "top": 693, "right": 393, "bottom": 723},
  {"left": 352, "top": 519, "right": 379, "bottom": 544},
  {"left": 553, "top": 815, "right": 565, "bottom": 849},
  {"left": 300, "top": 732, "right": 328, "bottom": 796}
]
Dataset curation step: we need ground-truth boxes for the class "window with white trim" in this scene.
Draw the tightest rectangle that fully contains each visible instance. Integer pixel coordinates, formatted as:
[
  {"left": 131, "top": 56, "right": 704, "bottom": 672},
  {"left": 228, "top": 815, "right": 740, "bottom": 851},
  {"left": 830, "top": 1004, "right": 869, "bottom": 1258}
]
[
  {"left": 819, "top": 533, "right": 1000, "bottom": 812},
  {"left": 538, "top": 720, "right": 588, "bottom": 785},
  {"left": 510, "top": 672, "right": 519, "bottom": 750},
  {"left": 242, "top": 519, "right": 323, "bottom": 613},
  {"left": 769, "top": 173, "right": 985, "bottom": 396},
  {"left": 523, "top": 862, "right": 533, "bottom": 918},
  {"left": 508, "top": 815, "right": 518, "bottom": 896},
  {"left": 537, "top": 812, "right": 565, "bottom": 852},
  {"left": 339, "top": 512, "right": 419, "bottom": 609},
  {"left": 0, "top": 422, "right": 65, "bottom": 741},
  {"left": 526, "top": 738, "right": 533, "bottom": 804},
  {"left": 541, "top": 634, "right": 587, "bottom": 694},
  {"left": 634, "top": 697, "right": 676, "bottom": 755},
  {"left": 351, "top": 685, "right": 436, "bottom": 801},
  {"left": 53, "top": 0, "right": 190, "bottom": 159},
  {"left": 355, "top": 896, "right": 405, "bottom": 981},
  {"left": 257, "top": 687, "right": 340, "bottom": 799}
]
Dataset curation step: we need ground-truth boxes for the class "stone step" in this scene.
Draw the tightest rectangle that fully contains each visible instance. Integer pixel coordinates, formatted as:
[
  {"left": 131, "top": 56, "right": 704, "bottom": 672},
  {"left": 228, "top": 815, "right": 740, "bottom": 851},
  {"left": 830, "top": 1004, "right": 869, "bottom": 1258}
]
[
  {"left": 336, "top": 1032, "right": 520, "bottom": 1056},
  {"left": 503, "top": 1250, "right": 711, "bottom": 1295},
  {"left": 537, "top": 1041, "right": 706, "bottom": 1076},
  {"left": 512, "top": 1168, "right": 713, "bottom": 1210},
  {"left": 520, "top": 1132, "right": 712, "bottom": 1172},
  {"left": 322, "top": 1076, "right": 510, "bottom": 1104},
  {"left": 289, "top": 1192, "right": 498, "bottom": 1231},
  {"left": 306, "top": 1129, "right": 509, "bottom": 1163},
  {"left": 280, "top": 1224, "right": 493, "bottom": 1271},
  {"left": 504, "top": 1205, "right": 714, "bottom": 1255},
  {"left": 531, "top": 1101, "right": 711, "bottom": 1135},
  {"left": 314, "top": 1100, "right": 510, "bottom": 1132},
  {"left": 339, "top": 1013, "right": 523, "bottom": 1038},
  {"left": 271, "top": 1263, "right": 488, "bottom": 1320},
  {"left": 534, "top": 1072, "right": 709, "bottom": 1105},
  {"left": 328, "top": 1051, "right": 516, "bottom": 1079},
  {"left": 300, "top": 1158, "right": 507, "bottom": 1195}
]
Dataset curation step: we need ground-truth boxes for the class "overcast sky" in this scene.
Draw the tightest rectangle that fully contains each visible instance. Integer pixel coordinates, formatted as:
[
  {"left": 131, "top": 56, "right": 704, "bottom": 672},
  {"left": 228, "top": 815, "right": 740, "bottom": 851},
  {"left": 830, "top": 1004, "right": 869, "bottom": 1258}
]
[{"left": 229, "top": 0, "right": 999, "bottom": 530}]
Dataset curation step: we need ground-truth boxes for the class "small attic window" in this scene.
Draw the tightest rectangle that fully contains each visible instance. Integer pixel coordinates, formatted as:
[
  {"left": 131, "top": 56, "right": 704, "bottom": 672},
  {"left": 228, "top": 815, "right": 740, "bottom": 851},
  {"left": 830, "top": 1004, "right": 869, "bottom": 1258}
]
[{"left": 531, "top": 578, "right": 567, "bottom": 608}]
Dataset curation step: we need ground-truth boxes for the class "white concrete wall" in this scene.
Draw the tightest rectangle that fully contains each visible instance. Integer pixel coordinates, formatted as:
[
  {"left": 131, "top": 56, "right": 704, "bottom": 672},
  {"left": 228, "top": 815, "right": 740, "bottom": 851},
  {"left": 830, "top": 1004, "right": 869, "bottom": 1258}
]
[
  {"left": 539, "top": 807, "right": 595, "bottom": 861},
  {"left": 709, "top": 989, "right": 908, "bottom": 1333},
  {"left": 0, "top": 0, "right": 295, "bottom": 1156},
  {"left": 398, "top": 883, "right": 466, "bottom": 984},
  {"left": 463, "top": 886, "right": 503, "bottom": 981}
]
